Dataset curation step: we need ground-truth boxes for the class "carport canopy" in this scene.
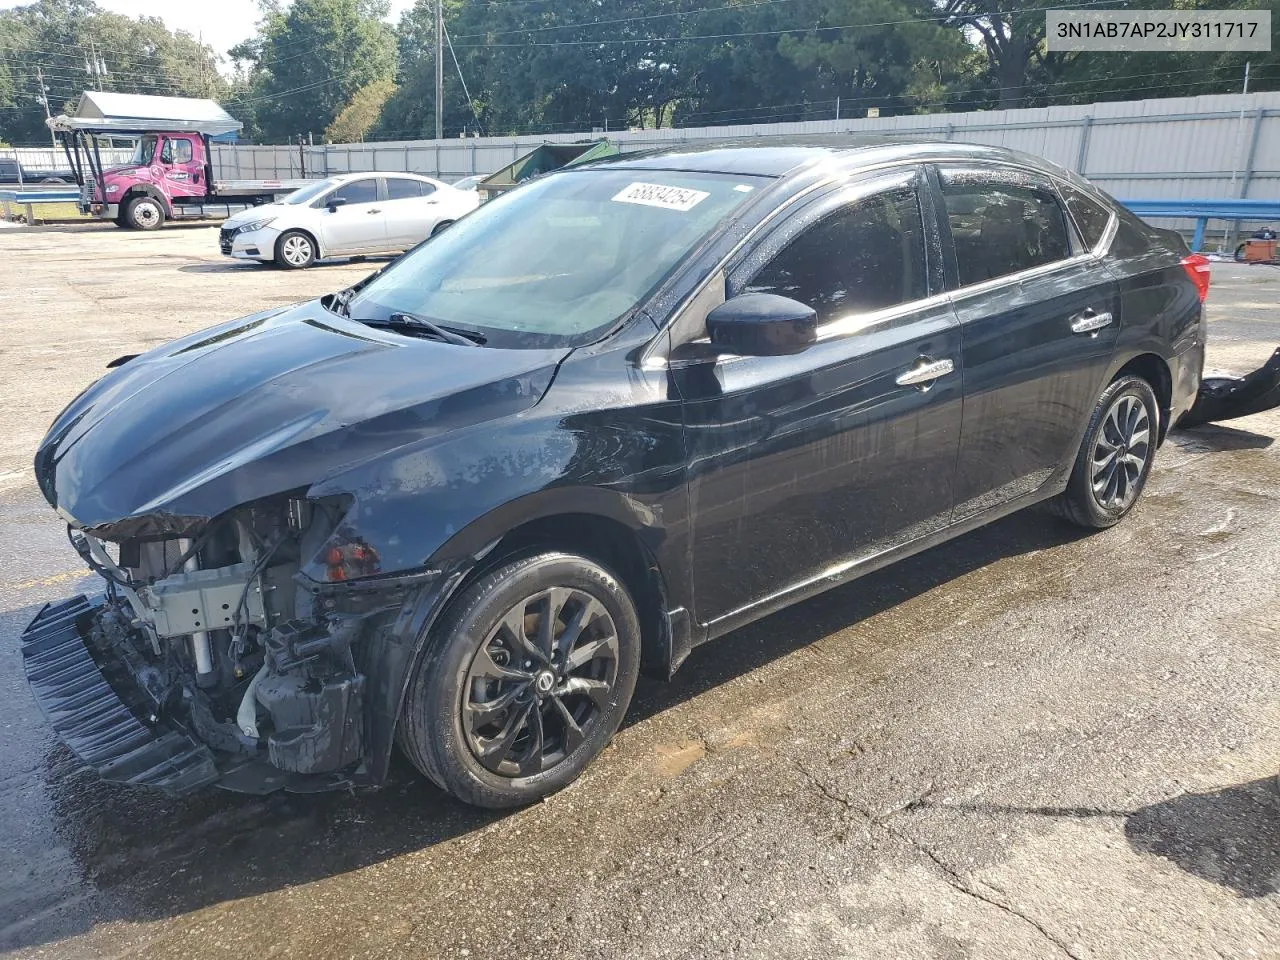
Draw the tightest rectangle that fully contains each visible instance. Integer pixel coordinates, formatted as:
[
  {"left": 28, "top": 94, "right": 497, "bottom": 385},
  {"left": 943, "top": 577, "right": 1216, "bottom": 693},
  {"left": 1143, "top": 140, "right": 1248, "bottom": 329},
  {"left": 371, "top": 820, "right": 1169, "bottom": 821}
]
[{"left": 46, "top": 92, "right": 242, "bottom": 136}]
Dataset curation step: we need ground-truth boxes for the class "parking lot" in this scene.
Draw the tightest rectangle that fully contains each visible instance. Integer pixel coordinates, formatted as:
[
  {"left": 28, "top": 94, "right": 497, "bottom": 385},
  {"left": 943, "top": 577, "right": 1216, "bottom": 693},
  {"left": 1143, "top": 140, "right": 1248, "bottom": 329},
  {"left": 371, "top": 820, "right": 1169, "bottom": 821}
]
[{"left": 1, "top": 223, "right": 1278, "bottom": 959}]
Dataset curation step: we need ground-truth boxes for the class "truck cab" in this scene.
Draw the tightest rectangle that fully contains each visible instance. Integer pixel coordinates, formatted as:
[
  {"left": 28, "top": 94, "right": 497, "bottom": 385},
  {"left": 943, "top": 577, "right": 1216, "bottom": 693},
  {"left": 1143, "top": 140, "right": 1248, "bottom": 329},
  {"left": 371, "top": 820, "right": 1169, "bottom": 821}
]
[{"left": 95, "top": 133, "right": 211, "bottom": 227}]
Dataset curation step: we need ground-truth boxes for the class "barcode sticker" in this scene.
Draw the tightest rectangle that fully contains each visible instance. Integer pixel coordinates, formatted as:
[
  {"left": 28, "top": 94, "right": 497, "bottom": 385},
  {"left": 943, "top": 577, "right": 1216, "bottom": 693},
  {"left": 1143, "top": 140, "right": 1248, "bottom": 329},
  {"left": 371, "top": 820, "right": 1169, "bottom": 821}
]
[{"left": 612, "top": 182, "right": 710, "bottom": 212}]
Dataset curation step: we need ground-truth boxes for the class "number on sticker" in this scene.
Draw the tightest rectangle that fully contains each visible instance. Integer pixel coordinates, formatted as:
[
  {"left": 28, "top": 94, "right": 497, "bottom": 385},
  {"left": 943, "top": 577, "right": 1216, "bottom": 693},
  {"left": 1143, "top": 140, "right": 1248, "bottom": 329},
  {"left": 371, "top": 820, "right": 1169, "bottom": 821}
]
[{"left": 612, "top": 182, "right": 711, "bottom": 212}]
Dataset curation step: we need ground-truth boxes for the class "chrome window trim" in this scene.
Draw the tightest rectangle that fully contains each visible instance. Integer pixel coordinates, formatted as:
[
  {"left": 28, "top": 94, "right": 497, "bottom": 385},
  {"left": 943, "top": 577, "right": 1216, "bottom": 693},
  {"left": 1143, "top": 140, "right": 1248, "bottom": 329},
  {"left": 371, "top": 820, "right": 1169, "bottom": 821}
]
[
  {"left": 945, "top": 251, "right": 1097, "bottom": 307},
  {"left": 642, "top": 153, "right": 1118, "bottom": 366}
]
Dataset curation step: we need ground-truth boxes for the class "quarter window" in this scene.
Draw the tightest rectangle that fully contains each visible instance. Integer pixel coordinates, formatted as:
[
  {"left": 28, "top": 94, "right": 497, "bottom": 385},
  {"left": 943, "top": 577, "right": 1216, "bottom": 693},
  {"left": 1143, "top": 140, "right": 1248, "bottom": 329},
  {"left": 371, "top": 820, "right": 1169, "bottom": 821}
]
[
  {"left": 746, "top": 189, "right": 928, "bottom": 324},
  {"left": 940, "top": 178, "right": 1071, "bottom": 286},
  {"left": 1060, "top": 184, "right": 1112, "bottom": 250}
]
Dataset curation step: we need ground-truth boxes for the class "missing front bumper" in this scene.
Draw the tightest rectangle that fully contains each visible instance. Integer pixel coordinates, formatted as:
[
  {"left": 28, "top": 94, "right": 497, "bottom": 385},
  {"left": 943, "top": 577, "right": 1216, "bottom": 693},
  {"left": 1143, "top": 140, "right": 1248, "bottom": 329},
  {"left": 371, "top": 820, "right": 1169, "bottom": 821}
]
[{"left": 20, "top": 595, "right": 220, "bottom": 794}]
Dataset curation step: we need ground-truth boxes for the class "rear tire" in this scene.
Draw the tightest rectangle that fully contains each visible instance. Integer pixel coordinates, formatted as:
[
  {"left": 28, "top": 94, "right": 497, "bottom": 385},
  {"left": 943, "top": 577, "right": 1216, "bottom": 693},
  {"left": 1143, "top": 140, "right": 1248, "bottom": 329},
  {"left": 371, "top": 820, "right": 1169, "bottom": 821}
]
[
  {"left": 430, "top": 219, "right": 454, "bottom": 237},
  {"left": 1050, "top": 374, "right": 1159, "bottom": 529},
  {"left": 124, "top": 195, "right": 165, "bottom": 230},
  {"left": 398, "top": 552, "right": 641, "bottom": 809},
  {"left": 275, "top": 230, "right": 316, "bottom": 269}
]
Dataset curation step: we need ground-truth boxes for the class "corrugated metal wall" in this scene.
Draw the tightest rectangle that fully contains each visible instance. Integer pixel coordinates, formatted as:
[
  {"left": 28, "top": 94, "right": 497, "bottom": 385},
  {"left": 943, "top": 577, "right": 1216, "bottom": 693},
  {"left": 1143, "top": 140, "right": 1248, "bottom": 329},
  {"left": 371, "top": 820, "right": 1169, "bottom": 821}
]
[
  {"left": 7, "top": 92, "right": 1278, "bottom": 234},
  {"left": 207, "top": 92, "right": 1280, "bottom": 216}
]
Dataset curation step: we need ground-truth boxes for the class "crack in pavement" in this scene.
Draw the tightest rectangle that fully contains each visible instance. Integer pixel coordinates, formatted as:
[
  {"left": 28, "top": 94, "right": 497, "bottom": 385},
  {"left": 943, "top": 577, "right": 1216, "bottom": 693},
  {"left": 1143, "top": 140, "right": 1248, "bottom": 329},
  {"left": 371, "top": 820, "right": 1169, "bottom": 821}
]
[{"left": 793, "top": 761, "right": 1086, "bottom": 960}]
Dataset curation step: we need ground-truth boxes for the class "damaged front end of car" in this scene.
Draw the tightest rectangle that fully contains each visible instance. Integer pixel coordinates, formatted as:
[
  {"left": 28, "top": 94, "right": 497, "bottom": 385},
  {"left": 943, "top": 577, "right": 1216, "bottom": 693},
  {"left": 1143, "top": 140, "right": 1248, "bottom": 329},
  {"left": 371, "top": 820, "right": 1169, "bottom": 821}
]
[
  {"left": 22, "top": 491, "right": 421, "bottom": 794},
  {"left": 19, "top": 299, "right": 567, "bottom": 796}
]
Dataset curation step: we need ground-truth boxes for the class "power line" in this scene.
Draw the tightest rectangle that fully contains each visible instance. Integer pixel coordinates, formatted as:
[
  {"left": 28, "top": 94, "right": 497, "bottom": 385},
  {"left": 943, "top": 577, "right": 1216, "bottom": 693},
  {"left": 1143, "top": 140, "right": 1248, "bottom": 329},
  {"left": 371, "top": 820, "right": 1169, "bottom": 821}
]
[{"left": 449, "top": 0, "right": 1122, "bottom": 47}]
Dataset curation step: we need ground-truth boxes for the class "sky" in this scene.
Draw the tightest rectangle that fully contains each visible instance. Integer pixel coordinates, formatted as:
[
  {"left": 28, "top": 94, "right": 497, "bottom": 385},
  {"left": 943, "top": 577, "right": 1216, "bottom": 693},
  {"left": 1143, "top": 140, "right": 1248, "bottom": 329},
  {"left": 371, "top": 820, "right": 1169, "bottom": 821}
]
[{"left": 1, "top": 0, "right": 417, "bottom": 66}]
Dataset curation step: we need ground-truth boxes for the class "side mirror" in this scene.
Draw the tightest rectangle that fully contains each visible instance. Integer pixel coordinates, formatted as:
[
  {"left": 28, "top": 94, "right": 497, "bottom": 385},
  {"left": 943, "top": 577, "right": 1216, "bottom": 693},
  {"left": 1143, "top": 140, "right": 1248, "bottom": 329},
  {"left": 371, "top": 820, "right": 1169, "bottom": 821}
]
[
  {"left": 706, "top": 293, "right": 817, "bottom": 356},
  {"left": 327, "top": 197, "right": 348, "bottom": 212}
]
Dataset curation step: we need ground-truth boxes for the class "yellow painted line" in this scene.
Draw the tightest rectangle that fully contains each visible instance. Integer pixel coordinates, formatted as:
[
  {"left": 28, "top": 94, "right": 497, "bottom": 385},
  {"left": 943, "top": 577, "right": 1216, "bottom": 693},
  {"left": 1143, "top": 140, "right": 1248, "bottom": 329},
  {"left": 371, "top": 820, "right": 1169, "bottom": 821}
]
[{"left": 9, "top": 568, "right": 91, "bottom": 590}]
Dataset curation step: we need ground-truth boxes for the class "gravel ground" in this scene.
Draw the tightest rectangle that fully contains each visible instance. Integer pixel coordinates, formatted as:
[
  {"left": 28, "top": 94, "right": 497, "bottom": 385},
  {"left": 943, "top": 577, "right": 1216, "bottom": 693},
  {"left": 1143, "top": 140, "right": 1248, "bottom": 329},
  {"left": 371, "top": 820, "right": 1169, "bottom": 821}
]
[{"left": 0, "top": 224, "right": 1278, "bottom": 960}]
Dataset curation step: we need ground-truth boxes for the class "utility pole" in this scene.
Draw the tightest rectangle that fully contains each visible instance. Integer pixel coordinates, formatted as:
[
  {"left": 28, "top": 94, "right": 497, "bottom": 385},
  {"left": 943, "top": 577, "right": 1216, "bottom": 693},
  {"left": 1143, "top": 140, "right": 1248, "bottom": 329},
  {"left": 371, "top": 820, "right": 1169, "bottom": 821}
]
[
  {"left": 36, "top": 66, "right": 57, "bottom": 150},
  {"left": 435, "top": 0, "right": 444, "bottom": 140}
]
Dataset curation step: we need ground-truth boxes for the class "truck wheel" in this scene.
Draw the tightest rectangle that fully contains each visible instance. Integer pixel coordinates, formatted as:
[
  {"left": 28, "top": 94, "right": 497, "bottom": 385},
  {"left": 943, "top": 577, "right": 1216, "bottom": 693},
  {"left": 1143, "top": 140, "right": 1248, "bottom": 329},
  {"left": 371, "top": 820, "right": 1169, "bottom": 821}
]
[
  {"left": 398, "top": 552, "right": 641, "bottom": 809},
  {"left": 124, "top": 196, "right": 165, "bottom": 230},
  {"left": 275, "top": 230, "right": 316, "bottom": 269}
]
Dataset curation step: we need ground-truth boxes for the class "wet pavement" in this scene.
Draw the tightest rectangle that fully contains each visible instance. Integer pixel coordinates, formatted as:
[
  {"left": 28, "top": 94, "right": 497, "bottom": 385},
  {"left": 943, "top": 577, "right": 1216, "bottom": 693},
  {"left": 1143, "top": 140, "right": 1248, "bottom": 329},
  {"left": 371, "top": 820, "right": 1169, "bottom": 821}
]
[{"left": 1, "top": 227, "right": 1278, "bottom": 959}]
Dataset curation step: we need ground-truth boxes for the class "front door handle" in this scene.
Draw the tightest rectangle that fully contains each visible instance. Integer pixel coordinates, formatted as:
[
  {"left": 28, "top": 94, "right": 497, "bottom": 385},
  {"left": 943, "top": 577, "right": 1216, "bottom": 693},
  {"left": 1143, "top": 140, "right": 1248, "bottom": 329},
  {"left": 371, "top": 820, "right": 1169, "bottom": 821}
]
[
  {"left": 1070, "top": 309, "right": 1113, "bottom": 334},
  {"left": 896, "top": 357, "right": 955, "bottom": 388}
]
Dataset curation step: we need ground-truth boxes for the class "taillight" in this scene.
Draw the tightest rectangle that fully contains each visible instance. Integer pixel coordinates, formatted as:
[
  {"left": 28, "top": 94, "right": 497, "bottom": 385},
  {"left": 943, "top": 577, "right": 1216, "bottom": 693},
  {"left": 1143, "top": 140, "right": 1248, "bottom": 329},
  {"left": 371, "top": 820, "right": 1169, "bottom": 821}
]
[{"left": 1181, "top": 253, "right": 1211, "bottom": 303}]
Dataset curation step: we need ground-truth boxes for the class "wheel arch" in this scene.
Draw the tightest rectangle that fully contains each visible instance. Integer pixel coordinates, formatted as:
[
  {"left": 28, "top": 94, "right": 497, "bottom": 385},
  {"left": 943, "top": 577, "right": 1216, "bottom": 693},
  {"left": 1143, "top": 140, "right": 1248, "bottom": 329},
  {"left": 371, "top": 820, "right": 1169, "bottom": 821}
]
[
  {"left": 121, "top": 185, "right": 170, "bottom": 216},
  {"left": 1113, "top": 352, "right": 1173, "bottom": 442},
  {"left": 276, "top": 226, "right": 323, "bottom": 262},
  {"left": 363, "top": 490, "right": 689, "bottom": 783}
]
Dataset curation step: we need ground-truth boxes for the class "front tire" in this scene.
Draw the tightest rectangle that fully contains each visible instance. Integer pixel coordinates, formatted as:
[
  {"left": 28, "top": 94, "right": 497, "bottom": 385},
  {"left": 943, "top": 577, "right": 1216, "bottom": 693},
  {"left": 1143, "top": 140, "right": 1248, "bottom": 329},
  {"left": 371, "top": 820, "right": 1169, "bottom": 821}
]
[
  {"left": 275, "top": 230, "right": 316, "bottom": 269},
  {"left": 1050, "top": 374, "right": 1159, "bottom": 529},
  {"left": 124, "top": 195, "right": 165, "bottom": 230},
  {"left": 399, "top": 552, "right": 641, "bottom": 809}
]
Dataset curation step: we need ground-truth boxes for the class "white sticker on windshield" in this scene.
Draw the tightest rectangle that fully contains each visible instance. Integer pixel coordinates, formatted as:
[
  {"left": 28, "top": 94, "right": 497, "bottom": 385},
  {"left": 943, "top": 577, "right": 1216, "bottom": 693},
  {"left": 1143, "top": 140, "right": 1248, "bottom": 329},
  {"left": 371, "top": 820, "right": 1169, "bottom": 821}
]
[{"left": 612, "top": 182, "right": 710, "bottom": 212}]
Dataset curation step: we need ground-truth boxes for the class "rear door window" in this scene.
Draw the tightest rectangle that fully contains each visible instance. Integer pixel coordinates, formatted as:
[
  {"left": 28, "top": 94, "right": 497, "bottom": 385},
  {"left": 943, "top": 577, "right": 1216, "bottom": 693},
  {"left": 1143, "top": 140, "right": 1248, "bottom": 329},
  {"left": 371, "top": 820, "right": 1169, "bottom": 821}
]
[
  {"left": 938, "top": 170, "right": 1072, "bottom": 286},
  {"left": 745, "top": 188, "right": 929, "bottom": 324},
  {"left": 386, "top": 178, "right": 430, "bottom": 200}
]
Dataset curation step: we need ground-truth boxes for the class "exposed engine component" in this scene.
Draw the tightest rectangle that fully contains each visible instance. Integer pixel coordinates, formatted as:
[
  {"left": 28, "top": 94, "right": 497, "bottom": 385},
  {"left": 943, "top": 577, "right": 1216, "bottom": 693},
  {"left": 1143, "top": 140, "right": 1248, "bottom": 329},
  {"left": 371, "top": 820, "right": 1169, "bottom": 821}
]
[{"left": 40, "top": 493, "right": 376, "bottom": 790}]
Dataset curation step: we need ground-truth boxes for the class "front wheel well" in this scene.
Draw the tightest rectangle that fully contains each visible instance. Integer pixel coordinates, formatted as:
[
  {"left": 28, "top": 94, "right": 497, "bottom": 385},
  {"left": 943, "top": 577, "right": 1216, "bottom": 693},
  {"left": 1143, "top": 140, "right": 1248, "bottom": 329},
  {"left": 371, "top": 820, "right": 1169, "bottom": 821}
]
[
  {"left": 455, "top": 513, "right": 671, "bottom": 679},
  {"left": 1115, "top": 353, "right": 1172, "bottom": 442}
]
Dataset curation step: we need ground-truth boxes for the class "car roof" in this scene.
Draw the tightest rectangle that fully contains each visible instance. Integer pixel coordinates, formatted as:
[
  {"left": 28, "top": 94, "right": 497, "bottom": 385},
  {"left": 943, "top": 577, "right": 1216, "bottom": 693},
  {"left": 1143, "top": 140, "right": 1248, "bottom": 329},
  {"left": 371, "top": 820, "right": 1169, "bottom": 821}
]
[
  {"left": 332, "top": 171, "right": 432, "bottom": 182},
  {"left": 583, "top": 138, "right": 1065, "bottom": 180}
]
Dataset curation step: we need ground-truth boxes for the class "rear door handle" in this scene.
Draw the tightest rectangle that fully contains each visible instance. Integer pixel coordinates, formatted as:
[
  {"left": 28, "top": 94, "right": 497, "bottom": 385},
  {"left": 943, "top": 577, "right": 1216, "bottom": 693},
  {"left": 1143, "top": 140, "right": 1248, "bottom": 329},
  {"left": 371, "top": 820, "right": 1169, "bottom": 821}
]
[
  {"left": 368, "top": 208, "right": 382, "bottom": 214},
  {"left": 1070, "top": 309, "right": 1113, "bottom": 334},
  {"left": 896, "top": 357, "right": 955, "bottom": 388}
]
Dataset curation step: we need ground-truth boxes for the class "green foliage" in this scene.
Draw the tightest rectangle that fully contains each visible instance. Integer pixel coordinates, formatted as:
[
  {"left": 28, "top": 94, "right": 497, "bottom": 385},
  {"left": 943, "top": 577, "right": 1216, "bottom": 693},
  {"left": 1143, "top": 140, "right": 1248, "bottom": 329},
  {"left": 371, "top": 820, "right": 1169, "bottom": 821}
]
[
  {"left": 325, "top": 76, "right": 396, "bottom": 142},
  {"left": 228, "top": 0, "right": 397, "bottom": 142},
  {"left": 0, "top": 0, "right": 225, "bottom": 144},
  {"left": 2, "top": 0, "right": 1276, "bottom": 147}
]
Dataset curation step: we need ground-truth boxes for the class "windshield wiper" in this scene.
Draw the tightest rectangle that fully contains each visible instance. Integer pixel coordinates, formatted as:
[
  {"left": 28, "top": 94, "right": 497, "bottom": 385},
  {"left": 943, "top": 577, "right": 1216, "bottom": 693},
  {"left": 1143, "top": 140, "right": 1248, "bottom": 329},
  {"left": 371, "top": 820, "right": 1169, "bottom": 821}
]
[{"left": 355, "top": 312, "right": 486, "bottom": 346}]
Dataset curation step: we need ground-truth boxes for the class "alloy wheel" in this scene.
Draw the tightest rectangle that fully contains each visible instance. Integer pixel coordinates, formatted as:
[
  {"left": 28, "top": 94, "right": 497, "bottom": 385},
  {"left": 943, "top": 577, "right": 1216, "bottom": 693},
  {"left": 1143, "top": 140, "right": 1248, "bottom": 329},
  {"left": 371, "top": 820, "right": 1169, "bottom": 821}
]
[
  {"left": 1091, "top": 393, "right": 1151, "bottom": 510},
  {"left": 462, "top": 587, "right": 619, "bottom": 778},
  {"left": 282, "top": 235, "right": 313, "bottom": 266}
]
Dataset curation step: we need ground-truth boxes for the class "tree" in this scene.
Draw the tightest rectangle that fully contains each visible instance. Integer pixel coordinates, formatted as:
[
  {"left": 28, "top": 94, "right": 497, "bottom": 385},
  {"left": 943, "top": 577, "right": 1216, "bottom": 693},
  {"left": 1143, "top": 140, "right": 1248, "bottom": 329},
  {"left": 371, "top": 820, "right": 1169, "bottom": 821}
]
[
  {"left": 0, "top": 0, "right": 225, "bottom": 145},
  {"left": 325, "top": 76, "right": 395, "bottom": 141},
  {"left": 229, "top": 0, "right": 396, "bottom": 142}
]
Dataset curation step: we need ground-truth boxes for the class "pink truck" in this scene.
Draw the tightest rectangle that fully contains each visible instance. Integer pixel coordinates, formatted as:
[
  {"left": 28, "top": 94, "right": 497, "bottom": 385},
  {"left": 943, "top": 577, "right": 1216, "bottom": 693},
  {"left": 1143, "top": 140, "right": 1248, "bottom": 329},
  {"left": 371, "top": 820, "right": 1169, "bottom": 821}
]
[{"left": 49, "top": 92, "right": 309, "bottom": 230}]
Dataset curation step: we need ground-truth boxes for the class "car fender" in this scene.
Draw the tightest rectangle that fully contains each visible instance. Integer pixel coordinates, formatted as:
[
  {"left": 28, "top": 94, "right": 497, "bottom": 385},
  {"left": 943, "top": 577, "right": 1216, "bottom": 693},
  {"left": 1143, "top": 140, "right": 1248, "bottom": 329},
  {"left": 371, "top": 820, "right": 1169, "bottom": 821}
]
[{"left": 352, "top": 482, "right": 670, "bottom": 784}]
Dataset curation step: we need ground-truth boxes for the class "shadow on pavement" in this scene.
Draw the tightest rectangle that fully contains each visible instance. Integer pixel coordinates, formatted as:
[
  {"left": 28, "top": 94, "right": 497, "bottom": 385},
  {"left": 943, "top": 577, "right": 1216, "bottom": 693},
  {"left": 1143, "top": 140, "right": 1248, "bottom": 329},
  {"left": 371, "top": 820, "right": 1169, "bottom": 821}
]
[
  {"left": 1, "top": 509, "right": 1088, "bottom": 952},
  {"left": 1170, "top": 423, "right": 1275, "bottom": 453},
  {"left": 915, "top": 775, "right": 1280, "bottom": 900},
  {"left": 1125, "top": 776, "right": 1280, "bottom": 898}
]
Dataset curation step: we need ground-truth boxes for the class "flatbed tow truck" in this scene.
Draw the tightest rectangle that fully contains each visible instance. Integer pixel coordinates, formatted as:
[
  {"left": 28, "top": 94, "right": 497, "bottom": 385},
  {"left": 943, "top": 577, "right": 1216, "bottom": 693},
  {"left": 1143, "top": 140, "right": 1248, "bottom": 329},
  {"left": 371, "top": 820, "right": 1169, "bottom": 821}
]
[{"left": 48, "top": 92, "right": 310, "bottom": 230}]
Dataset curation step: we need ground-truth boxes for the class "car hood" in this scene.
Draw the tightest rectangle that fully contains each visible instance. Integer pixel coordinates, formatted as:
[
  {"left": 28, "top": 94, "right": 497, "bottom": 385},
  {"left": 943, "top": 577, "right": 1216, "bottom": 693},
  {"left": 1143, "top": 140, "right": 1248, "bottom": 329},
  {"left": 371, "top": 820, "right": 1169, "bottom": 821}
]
[
  {"left": 223, "top": 202, "right": 291, "bottom": 228},
  {"left": 35, "top": 301, "right": 567, "bottom": 538}
]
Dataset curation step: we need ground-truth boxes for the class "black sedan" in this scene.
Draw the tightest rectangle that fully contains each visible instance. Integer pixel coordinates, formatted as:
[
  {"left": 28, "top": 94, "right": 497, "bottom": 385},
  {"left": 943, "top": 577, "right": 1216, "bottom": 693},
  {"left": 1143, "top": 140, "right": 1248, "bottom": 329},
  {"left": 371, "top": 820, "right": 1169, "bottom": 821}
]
[{"left": 24, "top": 141, "right": 1208, "bottom": 809}]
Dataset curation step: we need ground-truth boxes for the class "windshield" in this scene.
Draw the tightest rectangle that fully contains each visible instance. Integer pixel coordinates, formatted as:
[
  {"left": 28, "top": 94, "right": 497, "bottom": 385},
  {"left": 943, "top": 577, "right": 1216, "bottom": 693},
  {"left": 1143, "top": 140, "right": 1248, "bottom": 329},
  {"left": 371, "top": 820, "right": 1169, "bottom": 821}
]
[
  {"left": 130, "top": 136, "right": 158, "bottom": 166},
  {"left": 345, "top": 168, "right": 767, "bottom": 348},
  {"left": 285, "top": 177, "right": 342, "bottom": 205}
]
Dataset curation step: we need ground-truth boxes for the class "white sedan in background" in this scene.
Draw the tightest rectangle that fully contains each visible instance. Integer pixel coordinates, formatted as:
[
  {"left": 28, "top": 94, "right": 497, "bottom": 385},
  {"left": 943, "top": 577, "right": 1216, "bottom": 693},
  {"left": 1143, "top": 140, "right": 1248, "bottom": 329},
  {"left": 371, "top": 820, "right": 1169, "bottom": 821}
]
[{"left": 219, "top": 172, "right": 479, "bottom": 269}]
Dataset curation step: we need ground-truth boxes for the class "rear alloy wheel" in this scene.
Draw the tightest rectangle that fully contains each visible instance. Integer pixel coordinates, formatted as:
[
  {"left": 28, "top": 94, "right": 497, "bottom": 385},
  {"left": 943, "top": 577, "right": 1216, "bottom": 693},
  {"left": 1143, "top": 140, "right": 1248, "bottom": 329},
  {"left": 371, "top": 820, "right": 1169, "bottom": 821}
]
[
  {"left": 1050, "top": 374, "right": 1159, "bottom": 529},
  {"left": 275, "top": 230, "right": 316, "bottom": 269},
  {"left": 124, "top": 195, "right": 164, "bottom": 230},
  {"left": 398, "top": 552, "right": 640, "bottom": 808}
]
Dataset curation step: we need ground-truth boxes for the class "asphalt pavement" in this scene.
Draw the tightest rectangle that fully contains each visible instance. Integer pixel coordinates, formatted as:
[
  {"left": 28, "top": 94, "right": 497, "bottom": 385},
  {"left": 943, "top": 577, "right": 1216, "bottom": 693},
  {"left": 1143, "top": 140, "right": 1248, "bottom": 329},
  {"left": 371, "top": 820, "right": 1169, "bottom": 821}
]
[{"left": 1, "top": 225, "right": 1277, "bottom": 959}]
